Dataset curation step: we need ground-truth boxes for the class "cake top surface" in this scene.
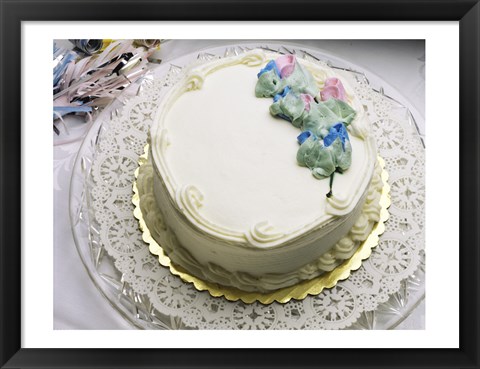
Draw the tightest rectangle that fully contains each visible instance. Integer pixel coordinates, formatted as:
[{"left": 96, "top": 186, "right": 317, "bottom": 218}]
[{"left": 151, "top": 49, "right": 376, "bottom": 248}]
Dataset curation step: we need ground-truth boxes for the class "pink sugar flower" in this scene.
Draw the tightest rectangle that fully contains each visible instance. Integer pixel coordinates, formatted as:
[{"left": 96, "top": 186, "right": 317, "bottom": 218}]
[
  {"left": 320, "top": 77, "right": 347, "bottom": 102},
  {"left": 275, "top": 55, "right": 296, "bottom": 78},
  {"left": 300, "top": 94, "right": 315, "bottom": 111}
]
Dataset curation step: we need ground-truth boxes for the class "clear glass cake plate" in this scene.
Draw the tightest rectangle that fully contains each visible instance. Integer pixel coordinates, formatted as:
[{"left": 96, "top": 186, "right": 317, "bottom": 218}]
[{"left": 69, "top": 41, "right": 425, "bottom": 330}]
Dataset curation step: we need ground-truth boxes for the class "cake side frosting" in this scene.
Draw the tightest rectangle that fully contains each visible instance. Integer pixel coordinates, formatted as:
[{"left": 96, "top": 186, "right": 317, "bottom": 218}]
[{"left": 139, "top": 155, "right": 383, "bottom": 292}]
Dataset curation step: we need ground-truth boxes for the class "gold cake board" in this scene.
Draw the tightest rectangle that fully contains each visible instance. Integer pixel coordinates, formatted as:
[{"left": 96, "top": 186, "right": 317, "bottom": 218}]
[{"left": 133, "top": 145, "right": 391, "bottom": 305}]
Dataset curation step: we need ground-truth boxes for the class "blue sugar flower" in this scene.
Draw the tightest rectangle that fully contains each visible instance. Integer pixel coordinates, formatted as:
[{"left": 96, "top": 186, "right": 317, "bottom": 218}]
[
  {"left": 297, "top": 130, "right": 316, "bottom": 145},
  {"left": 323, "top": 123, "right": 350, "bottom": 151},
  {"left": 273, "top": 86, "right": 291, "bottom": 103},
  {"left": 257, "top": 60, "right": 281, "bottom": 79}
]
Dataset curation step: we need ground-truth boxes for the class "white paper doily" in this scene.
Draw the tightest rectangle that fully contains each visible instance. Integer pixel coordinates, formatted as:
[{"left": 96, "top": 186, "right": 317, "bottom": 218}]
[{"left": 70, "top": 43, "right": 425, "bottom": 330}]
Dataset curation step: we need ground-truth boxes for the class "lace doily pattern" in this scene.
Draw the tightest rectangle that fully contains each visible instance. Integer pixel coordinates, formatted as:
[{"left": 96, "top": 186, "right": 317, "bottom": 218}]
[{"left": 82, "top": 45, "right": 425, "bottom": 330}]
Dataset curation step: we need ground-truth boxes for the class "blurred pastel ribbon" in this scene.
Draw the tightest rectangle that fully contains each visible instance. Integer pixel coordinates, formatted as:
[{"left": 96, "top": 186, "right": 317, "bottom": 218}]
[{"left": 69, "top": 39, "right": 104, "bottom": 55}]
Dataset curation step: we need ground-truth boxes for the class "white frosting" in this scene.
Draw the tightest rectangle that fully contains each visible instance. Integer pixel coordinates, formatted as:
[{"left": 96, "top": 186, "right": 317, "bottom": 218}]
[{"left": 149, "top": 50, "right": 379, "bottom": 292}]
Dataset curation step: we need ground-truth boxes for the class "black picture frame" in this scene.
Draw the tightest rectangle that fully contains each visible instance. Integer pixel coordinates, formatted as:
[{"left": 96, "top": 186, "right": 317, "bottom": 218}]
[{"left": 1, "top": 0, "right": 479, "bottom": 368}]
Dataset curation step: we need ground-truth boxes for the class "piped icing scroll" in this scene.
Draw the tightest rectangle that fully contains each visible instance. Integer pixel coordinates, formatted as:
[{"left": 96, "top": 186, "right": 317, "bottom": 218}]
[{"left": 255, "top": 54, "right": 358, "bottom": 187}]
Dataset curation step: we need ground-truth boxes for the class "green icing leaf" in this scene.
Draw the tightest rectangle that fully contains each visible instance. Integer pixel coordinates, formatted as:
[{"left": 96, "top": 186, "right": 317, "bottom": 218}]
[
  {"left": 303, "top": 99, "right": 356, "bottom": 138},
  {"left": 323, "top": 99, "right": 357, "bottom": 125},
  {"left": 282, "top": 63, "right": 318, "bottom": 97},
  {"left": 303, "top": 102, "right": 342, "bottom": 138},
  {"left": 269, "top": 93, "right": 307, "bottom": 128},
  {"left": 255, "top": 69, "right": 286, "bottom": 97},
  {"left": 296, "top": 135, "right": 352, "bottom": 179},
  {"left": 330, "top": 136, "right": 352, "bottom": 171},
  {"left": 296, "top": 136, "right": 335, "bottom": 179},
  {"left": 270, "top": 95, "right": 357, "bottom": 139}
]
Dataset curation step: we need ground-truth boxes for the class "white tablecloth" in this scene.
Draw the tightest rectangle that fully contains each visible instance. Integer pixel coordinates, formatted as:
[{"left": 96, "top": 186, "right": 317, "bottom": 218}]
[{"left": 54, "top": 40, "right": 425, "bottom": 330}]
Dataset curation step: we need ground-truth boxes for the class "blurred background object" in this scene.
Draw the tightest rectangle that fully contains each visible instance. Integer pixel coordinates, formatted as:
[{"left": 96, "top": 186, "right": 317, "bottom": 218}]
[{"left": 53, "top": 39, "right": 162, "bottom": 145}]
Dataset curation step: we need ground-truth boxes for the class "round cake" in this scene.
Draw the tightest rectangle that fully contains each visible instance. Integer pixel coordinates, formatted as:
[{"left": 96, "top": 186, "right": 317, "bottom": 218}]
[{"left": 148, "top": 49, "right": 383, "bottom": 293}]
